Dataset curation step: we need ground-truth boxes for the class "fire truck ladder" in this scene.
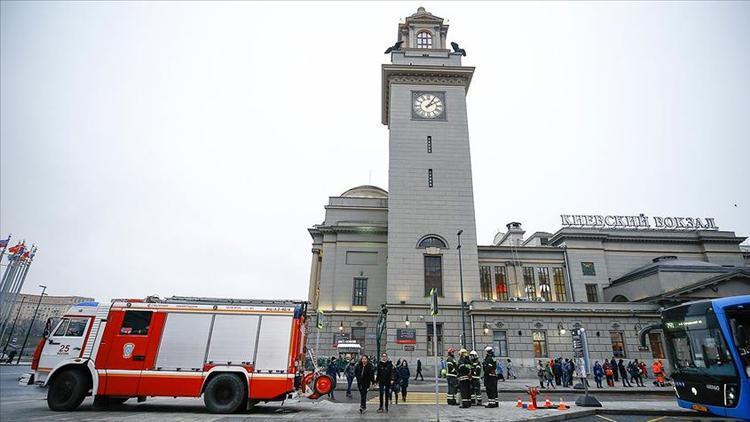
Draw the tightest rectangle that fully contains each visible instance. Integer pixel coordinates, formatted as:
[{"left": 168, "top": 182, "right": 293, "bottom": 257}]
[
  {"left": 82, "top": 305, "right": 110, "bottom": 359},
  {"left": 164, "top": 296, "right": 306, "bottom": 307}
]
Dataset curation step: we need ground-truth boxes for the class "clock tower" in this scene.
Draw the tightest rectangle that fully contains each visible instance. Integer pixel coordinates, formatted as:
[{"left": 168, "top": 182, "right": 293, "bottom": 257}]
[{"left": 382, "top": 7, "right": 480, "bottom": 317}]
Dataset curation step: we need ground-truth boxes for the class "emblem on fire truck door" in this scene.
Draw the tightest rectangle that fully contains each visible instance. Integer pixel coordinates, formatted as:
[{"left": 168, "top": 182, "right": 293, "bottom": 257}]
[{"left": 123, "top": 343, "right": 135, "bottom": 359}]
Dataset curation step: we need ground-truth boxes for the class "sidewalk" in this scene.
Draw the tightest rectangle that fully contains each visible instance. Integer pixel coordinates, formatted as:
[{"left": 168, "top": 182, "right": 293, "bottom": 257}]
[{"left": 334, "top": 376, "right": 673, "bottom": 394}]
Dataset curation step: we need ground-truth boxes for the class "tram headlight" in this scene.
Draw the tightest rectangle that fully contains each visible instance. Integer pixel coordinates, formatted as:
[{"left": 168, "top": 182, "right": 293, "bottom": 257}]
[{"left": 726, "top": 384, "right": 737, "bottom": 407}]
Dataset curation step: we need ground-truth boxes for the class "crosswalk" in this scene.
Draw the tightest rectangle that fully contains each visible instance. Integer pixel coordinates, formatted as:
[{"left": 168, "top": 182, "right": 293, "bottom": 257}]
[{"left": 368, "top": 392, "right": 448, "bottom": 405}]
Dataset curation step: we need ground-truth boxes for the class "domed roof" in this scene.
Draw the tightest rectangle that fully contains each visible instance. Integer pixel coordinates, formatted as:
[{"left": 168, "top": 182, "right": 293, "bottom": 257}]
[{"left": 340, "top": 185, "right": 388, "bottom": 199}]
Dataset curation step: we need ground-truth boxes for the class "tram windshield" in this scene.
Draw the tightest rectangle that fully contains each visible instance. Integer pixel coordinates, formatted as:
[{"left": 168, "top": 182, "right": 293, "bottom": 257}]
[
  {"left": 663, "top": 303, "right": 737, "bottom": 379},
  {"left": 726, "top": 307, "right": 750, "bottom": 377}
]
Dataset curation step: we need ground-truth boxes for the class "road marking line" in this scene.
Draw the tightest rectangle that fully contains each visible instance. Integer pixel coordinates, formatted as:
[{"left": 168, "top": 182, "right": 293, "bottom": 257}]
[
  {"left": 596, "top": 415, "right": 618, "bottom": 422},
  {"left": 647, "top": 417, "right": 667, "bottom": 422}
]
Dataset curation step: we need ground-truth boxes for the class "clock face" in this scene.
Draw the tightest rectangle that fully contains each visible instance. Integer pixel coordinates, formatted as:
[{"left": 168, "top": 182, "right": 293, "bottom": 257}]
[{"left": 413, "top": 93, "right": 444, "bottom": 119}]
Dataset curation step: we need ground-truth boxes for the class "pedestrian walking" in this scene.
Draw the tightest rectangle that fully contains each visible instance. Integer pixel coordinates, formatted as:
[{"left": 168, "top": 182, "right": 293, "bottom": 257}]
[
  {"left": 604, "top": 361, "right": 614, "bottom": 387},
  {"left": 638, "top": 360, "right": 649, "bottom": 379},
  {"left": 544, "top": 362, "right": 555, "bottom": 389},
  {"left": 470, "top": 350, "right": 482, "bottom": 406},
  {"left": 561, "top": 359, "right": 571, "bottom": 387},
  {"left": 446, "top": 348, "right": 459, "bottom": 405},
  {"left": 537, "top": 360, "right": 545, "bottom": 388},
  {"left": 482, "top": 347, "right": 498, "bottom": 408},
  {"left": 506, "top": 358, "right": 517, "bottom": 379},
  {"left": 496, "top": 358, "right": 505, "bottom": 381},
  {"left": 554, "top": 358, "right": 562, "bottom": 386},
  {"left": 414, "top": 359, "right": 424, "bottom": 381},
  {"left": 610, "top": 357, "right": 619, "bottom": 382},
  {"left": 354, "top": 355, "right": 375, "bottom": 414},
  {"left": 652, "top": 359, "right": 665, "bottom": 387},
  {"left": 345, "top": 358, "right": 355, "bottom": 398},
  {"left": 375, "top": 352, "right": 393, "bottom": 412},
  {"left": 390, "top": 359, "right": 401, "bottom": 404},
  {"left": 325, "top": 356, "right": 340, "bottom": 400},
  {"left": 398, "top": 360, "right": 410, "bottom": 402},
  {"left": 458, "top": 349, "right": 473, "bottom": 408},
  {"left": 628, "top": 361, "right": 645, "bottom": 387},
  {"left": 618, "top": 359, "right": 632, "bottom": 387},
  {"left": 593, "top": 361, "right": 604, "bottom": 388}
]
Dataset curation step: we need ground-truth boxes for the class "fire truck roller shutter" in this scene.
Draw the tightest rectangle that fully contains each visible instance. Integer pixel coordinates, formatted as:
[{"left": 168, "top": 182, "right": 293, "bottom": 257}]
[
  {"left": 155, "top": 313, "right": 213, "bottom": 371},
  {"left": 254, "top": 315, "right": 293, "bottom": 372},
  {"left": 206, "top": 314, "right": 259, "bottom": 365}
]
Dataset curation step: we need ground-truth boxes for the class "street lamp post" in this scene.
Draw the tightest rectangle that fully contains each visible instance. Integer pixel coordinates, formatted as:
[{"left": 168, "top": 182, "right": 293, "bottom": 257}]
[
  {"left": 457, "top": 229, "right": 467, "bottom": 348},
  {"left": 1, "top": 296, "right": 26, "bottom": 355},
  {"left": 17, "top": 284, "right": 46, "bottom": 364}
]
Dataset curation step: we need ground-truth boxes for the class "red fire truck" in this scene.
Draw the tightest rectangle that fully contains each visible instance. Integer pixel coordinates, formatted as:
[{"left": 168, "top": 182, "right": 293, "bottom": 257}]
[{"left": 21, "top": 296, "right": 333, "bottom": 413}]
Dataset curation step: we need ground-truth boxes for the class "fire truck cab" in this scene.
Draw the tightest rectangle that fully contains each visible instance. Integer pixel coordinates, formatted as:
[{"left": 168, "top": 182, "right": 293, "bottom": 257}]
[{"left": 23, "top": 296, "right": 333, "bottom": 413}]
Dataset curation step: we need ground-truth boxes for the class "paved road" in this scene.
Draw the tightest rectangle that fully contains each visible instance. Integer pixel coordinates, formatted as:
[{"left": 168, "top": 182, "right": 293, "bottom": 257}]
[{"left": 0, "top": 365, "right": 702, "bottom": 421}]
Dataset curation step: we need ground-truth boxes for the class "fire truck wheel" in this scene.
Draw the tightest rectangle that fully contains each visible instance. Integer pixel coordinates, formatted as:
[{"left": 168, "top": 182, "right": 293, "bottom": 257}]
[
  {"left": 47, "top": 369, "right": 88, "bottom": 411},
  {"left": 204, "top": 373, "right": 247, "bottom": 414},
  {"left": 313, "top": 374, "right": 334, "bottom": 395}
]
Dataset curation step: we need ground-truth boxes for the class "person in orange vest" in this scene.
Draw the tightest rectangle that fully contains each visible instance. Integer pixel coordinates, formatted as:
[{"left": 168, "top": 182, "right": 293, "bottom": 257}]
[{"left": 652, "top": 359, "right": 664, "bottom": 387}]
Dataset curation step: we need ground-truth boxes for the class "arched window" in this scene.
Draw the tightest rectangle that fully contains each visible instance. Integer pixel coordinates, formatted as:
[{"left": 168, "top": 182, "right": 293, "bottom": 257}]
[
  {"left": 418, "top": 235, "right": 447, "bottom": 249},
  {"left": 611, "top": 295, "right": 629, "bottom": 303},
  {"left": 416, "top": 31, "right": 433, "bottom": 49}
]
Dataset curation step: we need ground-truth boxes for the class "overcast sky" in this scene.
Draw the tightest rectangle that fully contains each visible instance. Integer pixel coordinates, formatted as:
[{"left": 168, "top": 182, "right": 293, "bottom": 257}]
[{"left": 2, "top": 1, "right": 748, "bottom": 302}]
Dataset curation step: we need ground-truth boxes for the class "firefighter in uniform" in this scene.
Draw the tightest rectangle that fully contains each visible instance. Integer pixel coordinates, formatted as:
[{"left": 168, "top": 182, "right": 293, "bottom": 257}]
[
  {"left": 445, "top": 348, "right": 458, "bottom": 405},
  {"left": 483, "top": 346, "right": 499, "bottom": 408},
  {"left": 469, "top": 350, "right": 482, "bottom": 406},
  {"left": 457, "top": 349, "right": 472, "bottom": 408}
]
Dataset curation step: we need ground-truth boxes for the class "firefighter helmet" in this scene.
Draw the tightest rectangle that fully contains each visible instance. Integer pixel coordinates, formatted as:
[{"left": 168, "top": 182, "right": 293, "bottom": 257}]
[
  {"left": 459, "top": 348, "right": 468, "bottom": 355},
  {"left": 484, "top": 346, "right": 493, "bottom": 353},
  {"left": 447, "top": 347, "right": 455, "bottom": 355},
  {"left": 469, "top": 350, "right": 478, "bottom": 357}
]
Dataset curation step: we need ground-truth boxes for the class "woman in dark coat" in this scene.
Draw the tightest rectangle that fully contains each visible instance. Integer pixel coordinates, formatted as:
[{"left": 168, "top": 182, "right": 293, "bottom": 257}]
[
  {"left": 354, "top": 355, "right": 375, "bottom": 413},
  {"left": 398, "top": 361, "right": 411, "bottom": 402},
  {"left": 390, "top": 361, "right": 401, "bottom": 404},
  {"left": 618, "top": 359, "right": 632, "bottom": 387}
]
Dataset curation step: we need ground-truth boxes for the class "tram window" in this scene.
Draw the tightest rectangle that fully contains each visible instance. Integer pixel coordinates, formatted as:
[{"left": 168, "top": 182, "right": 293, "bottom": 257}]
[{"left": 728, "top": 309, "right": 750, "bottom": 375}]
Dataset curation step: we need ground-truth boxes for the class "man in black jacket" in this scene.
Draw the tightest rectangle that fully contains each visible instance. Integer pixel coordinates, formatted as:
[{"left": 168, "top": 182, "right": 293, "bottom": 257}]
[
  {"left": 445, "top": 348, "right": 458, "bottom": 405},
  {"left": 354, "top": 355, "right": 375, "bottom": 413},
  {"left": 457, "top": 349, "right": 472, "bottom": 408},
  {"left": 375, "top": 352, "right": 393, "bottom": 413}
]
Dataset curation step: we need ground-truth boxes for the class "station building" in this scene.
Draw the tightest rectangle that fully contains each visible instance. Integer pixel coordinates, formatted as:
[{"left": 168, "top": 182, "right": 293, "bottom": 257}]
[{"left": 306, "top": 8, "right": 750, "bottom": 376}]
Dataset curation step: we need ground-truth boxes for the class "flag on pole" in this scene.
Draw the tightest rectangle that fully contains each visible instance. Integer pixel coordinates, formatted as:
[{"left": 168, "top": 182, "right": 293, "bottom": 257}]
[
  {"left": 8, "top": 242, "right": 24, "bottom": 254},
  {"left": 0, "top": 237, "right": 9, "bottom": 249},
  {"left": 430, "top": 288, "right": 439, "bottom": 316}
]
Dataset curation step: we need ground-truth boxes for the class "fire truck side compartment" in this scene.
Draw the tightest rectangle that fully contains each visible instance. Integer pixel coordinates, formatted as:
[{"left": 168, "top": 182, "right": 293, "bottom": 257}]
[
  {"left": 206, "top": 314, "right": 259, "bottom": 365},
  {"left": 155, "top": 313, "right": 213, "bottom": 371},
  {"left": 254, "top": 315, "right": 293, "bottom": 372}
]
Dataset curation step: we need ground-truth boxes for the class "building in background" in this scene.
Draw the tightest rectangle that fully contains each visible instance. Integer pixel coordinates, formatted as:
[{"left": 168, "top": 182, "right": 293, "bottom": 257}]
[
  {"left": 1, "top": 293, "right": 94, "bottom": 348},
  {"left": 307, "top": 8, "right": 750, "bottom": 376}
]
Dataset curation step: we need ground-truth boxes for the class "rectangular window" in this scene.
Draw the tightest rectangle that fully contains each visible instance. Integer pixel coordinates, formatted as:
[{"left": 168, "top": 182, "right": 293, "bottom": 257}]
[
  {"left": 426, "top": 323, "right": 443, "bottom": 356},
  {"left": 523, "top": 267, "right": 536, "bottom": 300},
  {"left": 352, "top": 277, "right": 367, "bottom": 306},
  {"left": 585, "top": 284, "right": 599, "bottom": 302},
  {"left": 538, "top": 267, "right": 551, "bottom": 301},
  {"left": 424, "top": 255, "right": 443, "bottom": 296},
  {"left": 53, "top": 318, "right": 87, "bottom": 337},
  {"left": 581, "top": 262, "right": 596, "bottom": 276},
  {"left": 553, "top": 268, "right": 567, "bottom": 301},
  {"left": 427, "top": 136, "right": 432, "bottom": 153},
  {"left": 346, "top": 251, "right": 377, "bottom": 265},
  {"left": 494, "top": 266, "right": 509, "bottom": 301},
  {"left": 610, "top": 331, "right": 626, "bottom": 357},
  {"left": 351, "top": 327, "right": 366, "bottom": 343},
  {"left": 493, "top": 330, "right": 508, "bottom": 357},
  {"left": 120, "top": 311, "right": 152, "bottom": 335},
  {"left": 428, "top": 169, "right": 433, "bottom": 188},
  {"left": 648, "top": 332, "right": 665, "bottom": 359},
  {"left": 532, "top": 330, "right": 548, "bottom": 358},
  {"left": 479, "top": 266, "right": 493, "bottom": 300}
]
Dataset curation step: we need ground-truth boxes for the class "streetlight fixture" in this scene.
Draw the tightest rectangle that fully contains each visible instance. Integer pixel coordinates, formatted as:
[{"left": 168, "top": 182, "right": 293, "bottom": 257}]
[
  {"left": 483, "top": 322, "right": 490, "bottom": 335},
  {"left": 558, "top": 322, "right": 566, "bottom": 335},
  {"left": 17, "top": 284, "right": 46, "bottom": 364},
  {"left": 457, "top": 229, "right": 467, "bottom": 348},
  {"left": 338, "top": 321, "right": 344, "bottom": 332},
  {"left": 404, "top": 315, "right": 410, "bottom": 327}
]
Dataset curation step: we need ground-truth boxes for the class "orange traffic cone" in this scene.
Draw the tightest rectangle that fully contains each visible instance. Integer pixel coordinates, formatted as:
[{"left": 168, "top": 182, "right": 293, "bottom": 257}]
[
  {"left": 544, "top": 397, "right": 552, "bottom": 408},
  {"left": 516, "top": 398, "right": 523, "bottom": 408},
  {"left": 558, "top": 398, "right": 567, "bottom": 410}
]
